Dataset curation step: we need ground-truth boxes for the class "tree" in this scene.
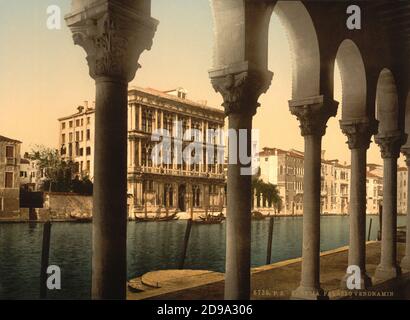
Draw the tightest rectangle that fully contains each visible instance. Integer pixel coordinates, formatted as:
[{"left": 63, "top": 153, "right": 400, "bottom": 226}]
[
  {"left": 28, "top": 145, "right": 71, "bottom": 192},
  {"left": 27, "top": 145, "right": 93, "bottom": 195},
  {"left": 251, "top": 178, "right": 282, "bottom": 212}
]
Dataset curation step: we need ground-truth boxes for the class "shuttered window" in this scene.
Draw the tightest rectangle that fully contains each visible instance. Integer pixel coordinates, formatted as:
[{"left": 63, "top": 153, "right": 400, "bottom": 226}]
[{"left": 5, "top": 172, "right": 13, "bottom": 188}]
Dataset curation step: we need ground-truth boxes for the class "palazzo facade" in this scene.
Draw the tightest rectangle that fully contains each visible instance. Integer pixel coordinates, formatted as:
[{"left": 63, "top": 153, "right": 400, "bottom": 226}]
[
  {"left": 58, "top": 88, "right": 226, "bottom": 219},
  {"left": 127, "top": 87, "right": 225, "bottom": 218}
]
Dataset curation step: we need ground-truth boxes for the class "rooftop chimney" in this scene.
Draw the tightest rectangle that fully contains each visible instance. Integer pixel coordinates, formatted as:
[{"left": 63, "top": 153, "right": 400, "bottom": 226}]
[
  {"left": 84, "top": 101, "right": 89, "bottom": 109},
  {"left": 78, "top": 106, "right": 84, "bottom": 113}
]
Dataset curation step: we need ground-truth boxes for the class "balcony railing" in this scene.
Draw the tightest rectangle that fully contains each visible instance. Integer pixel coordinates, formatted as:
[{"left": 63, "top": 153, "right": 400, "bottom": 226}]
[{"left": 133, "top": 166, "right": 225, "bottom": 179}]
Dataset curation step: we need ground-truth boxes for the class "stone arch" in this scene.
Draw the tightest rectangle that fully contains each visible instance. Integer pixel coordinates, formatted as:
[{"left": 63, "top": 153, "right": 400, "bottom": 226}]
[
  {"left": 273, "top": 1, "right": 320, "bottom": 99},
  {"left": 376, "top": 68, "right": 400, "bottom": 133},
  {"left": 335, "top": 39, "right": 367, "bottom": 120},
  {"left": 210, "top": 0, "right": 273, "bottom": 70}
]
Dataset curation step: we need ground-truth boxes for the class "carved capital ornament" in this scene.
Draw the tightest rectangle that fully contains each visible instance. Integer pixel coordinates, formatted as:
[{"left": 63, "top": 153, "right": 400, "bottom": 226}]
[
  {"left": 340, "top": 118, "right": 378, "bottom": 150},
  {"left": 66, "top": 2, "right": 158, "bottom": 82},
  {"left": 289, "top": 97, "right": 338, "bottom": 137},
  {"left": 375, "top": 131, "right": 407, "bottom": 159},
  {"left": 210, "top": 69, "right": 273, "bottom": 117}
]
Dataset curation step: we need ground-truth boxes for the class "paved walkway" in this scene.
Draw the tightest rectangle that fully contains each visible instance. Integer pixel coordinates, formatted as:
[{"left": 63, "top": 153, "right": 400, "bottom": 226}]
[{"left": 127, "top": 242, "right": 410, "bottom": 300}]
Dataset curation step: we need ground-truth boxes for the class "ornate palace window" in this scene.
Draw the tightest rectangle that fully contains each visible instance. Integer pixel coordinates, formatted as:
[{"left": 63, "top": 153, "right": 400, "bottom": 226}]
[
  {"left": 142, "top": 108, "right": 153, "bottom": 133},
  {"left": 142, "top": 143, "right": 153, "bottom": 167},
  {"left": 163, "top": 112, "right": 174, "bottom": 136}
]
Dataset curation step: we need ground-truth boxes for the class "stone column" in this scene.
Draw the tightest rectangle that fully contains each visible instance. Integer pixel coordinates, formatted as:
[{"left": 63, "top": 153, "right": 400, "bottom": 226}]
[
  {"left": 340, "top": 119, "right": 377, "bottom": 289},
  {"left": 138, "top": 140, "right": 142, "bottom": 167},
  {"left": 374, "top": 131, "right": 406, "bottom": 282},
  {"left": 290, "top": 96, "right": 338, "bottom": 300},
  {"left": 401, "top": 148, "right": 410, "bottom": 273},
  {"left": 138, "top": 105, "right": 143, "bottom": 131},
  {"left": 66, "top": 2, "right": 157, "bottom": 300},
  {"left": 210, "top": 67, "right": 272, "bottom": 300},
  {"left": 129, "top": 138, "right": 134, "bottom": 168}
]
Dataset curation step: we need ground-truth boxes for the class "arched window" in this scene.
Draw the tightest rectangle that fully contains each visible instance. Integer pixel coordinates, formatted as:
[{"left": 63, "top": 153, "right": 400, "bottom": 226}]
[
  {"left": 142, "top": 108, "right": 153, "bottom": 133},
  {"left": 142, "top": 143, "right": 153, "bottom": 167},
  {"left": 164, "top": 112, "right": 174, "bottom": 136}
]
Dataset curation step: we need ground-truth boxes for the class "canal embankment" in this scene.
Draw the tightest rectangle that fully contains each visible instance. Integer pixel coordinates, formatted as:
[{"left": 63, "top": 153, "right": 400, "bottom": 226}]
[{"left": 127, "top": 242, "right": 410, "bottom": 300}]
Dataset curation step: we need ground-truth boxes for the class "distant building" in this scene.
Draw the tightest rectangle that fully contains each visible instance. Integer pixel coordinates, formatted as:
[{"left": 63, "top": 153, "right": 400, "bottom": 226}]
[
  {"left": 58, "top": 102, "right": 95, "bottom": 179},
  {"left": 366, "top": 171, "right": 383, "bottom": 214},
  {"left": 258, "top": 147, "right": 388, "bottom": 215},
  {"left": 127, "top": 87, "right": 225, "bottom": 217},
  {"left": 326, "top": 160, "right": 350, "bottom": 215},
  {"left": 19, "top": 156, "right": 45, "bottom": 191},
  {"left": 258, "top": 147, "right": 304, "bottom": 215},
  {"left": 367, "top": 163, "right": 383, "bottom": 177},
  {"left": 397, "top": 167, "right": 407, "bottom": 214},
  {"left": 58, "top": 88, "right": 226, "bottom": 218},
  {"left": 0, "top": 135, "right": 22, "bottom": 218}
]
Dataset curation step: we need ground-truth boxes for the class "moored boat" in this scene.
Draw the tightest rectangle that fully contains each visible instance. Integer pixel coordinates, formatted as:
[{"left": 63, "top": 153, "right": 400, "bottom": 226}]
[{"left": 135, "top": 212, "right": 179, "bottom": 223}]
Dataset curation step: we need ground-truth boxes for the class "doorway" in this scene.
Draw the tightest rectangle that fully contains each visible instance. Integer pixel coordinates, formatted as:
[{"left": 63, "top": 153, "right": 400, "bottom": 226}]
[{"left": 178, "top": 184, "right": 186, "bottom": 212}]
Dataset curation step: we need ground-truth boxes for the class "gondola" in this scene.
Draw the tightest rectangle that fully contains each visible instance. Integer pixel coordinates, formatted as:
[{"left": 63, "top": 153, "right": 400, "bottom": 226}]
[
  {"left": 194, "top": 213, "right": 225, "bottom": 225},
  {"left": 252, "top": 211, "right": 267, "bottom": 220},
  {"left": 135, "top": 212, "right": 179, "bottom": 223},
  {"left": 70, "top": 214, "right": 92, "bottom": 223}
]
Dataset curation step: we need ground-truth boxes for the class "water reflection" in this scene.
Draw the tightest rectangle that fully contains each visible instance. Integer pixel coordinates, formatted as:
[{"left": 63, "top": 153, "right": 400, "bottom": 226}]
[{"left": 0, "top": 216, "right": 405, "bottom": 299}]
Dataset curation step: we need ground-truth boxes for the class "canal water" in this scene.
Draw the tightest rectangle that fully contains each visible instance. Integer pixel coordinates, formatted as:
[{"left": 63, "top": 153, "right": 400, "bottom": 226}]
[{"left": 0, "top": 216, "right": 406, "bottom": 299}]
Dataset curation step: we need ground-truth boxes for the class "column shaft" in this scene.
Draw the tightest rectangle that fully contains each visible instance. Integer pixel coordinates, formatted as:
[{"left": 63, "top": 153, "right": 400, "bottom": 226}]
[
  {"left": 225, "top": 113, "right": 252, "bottom": 300},
  {"left": 349, "top": 148, "right": 367, "bottom": 271},
  {"left": 92, "top": 77, "right": 128, "bottom": 299},
  {"left": 299, "top": 134, "right": 322, "bottom": 290},
  {"left": 380, "top": 158, "right": 398, "bottom": 268},
  {"left": 289, "top": 96, "right": 338, "bottom": 300},
  {"left": 342, "top": 146, "right": 372, "bottom": 288},
  {"left": 373, "top": 132, "right": 406, "bottom": 282}
]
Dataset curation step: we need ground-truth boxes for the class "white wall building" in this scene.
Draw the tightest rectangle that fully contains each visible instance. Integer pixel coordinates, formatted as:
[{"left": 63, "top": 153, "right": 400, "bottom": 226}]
[
  {"left": 19, "top": 157, "right": 45, "bottom": 191},
  {"left": 58, "top": 103, "right": 95, "bottom": 180},
  {"left": 258, "top": 147, "right": 394, "bottom": 215}
]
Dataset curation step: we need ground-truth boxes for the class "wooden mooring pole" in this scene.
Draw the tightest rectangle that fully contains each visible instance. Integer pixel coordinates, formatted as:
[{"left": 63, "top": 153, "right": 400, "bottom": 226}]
[
  {"left": 378, "top": 204, "right": 383, "bottom": 241},
  {"left": 266, "top": 216, "right": 274, "bottom": 265},
  {"left": 179, "top": 219, "right": 193, "bottom": 269},
  {"left": 367, "top": 218, "right": 373, "bottom": 241},
  {"left": 40, "top": 221, "right": 51, "bottom": 299}
]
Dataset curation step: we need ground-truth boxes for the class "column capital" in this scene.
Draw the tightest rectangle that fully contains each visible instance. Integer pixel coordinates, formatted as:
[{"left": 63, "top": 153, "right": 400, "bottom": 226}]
[
  {"left": 289, "top": 96, "right": 338, "bottom": 137},
  {"left": 209, "top": 63, "right": 273, "bottom": 117},
  {"left": 339, "top": 118, "right": 378, "bottom": 150},
  {"left": 65, "top": 1, "right": 158, "bottom": 82},
  {"left": 375, "top": 131, "right": 407, "bottom": 159}
]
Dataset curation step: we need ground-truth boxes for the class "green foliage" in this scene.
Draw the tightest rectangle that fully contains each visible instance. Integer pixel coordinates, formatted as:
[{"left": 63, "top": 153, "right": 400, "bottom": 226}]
[
  {"left": 252, "top": 178, "right": 282, "bottom": 211},
  {"left": 28, "top": 145, "right": 93, "bottom": 195}
]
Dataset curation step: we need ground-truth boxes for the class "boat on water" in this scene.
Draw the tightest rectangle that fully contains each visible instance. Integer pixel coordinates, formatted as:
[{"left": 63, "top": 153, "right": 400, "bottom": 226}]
[
  {"left": 70, "top": 214, "right": 92, "bottom": 223},
  {"left": 252, "top": 211, "right": 267, "bottom": 220},
  {"left": 194, "top": 213, "right": 225, "bottom": 225},
  {"left": 135, "top": 212, "right": 179, "bottom": 223}
]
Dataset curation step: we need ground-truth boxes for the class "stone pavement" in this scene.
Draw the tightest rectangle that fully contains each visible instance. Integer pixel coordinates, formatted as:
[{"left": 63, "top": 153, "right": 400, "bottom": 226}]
[{"left": 127, "top": 242, "right": 410, "bottom": 300}]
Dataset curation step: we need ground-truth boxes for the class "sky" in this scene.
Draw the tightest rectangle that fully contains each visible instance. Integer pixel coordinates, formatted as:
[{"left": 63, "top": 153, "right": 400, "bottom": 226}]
[{"left": 0, "top": 0, "right": 402, "bottom": 166}]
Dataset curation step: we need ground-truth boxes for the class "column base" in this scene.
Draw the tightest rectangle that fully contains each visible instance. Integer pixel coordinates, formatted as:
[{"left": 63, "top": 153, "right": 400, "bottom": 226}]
[
  {"left": 340, "top": 272, "right": 372, "bottom": 290},
  {"left": 400, "top": 255, "right": 410, "bottom": 274},
  {"left": 291, "top": 285, "right": 328, "bottom": 300},
  {"left": 372, "top": 264, "right": 401, "bottom": 284}
]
